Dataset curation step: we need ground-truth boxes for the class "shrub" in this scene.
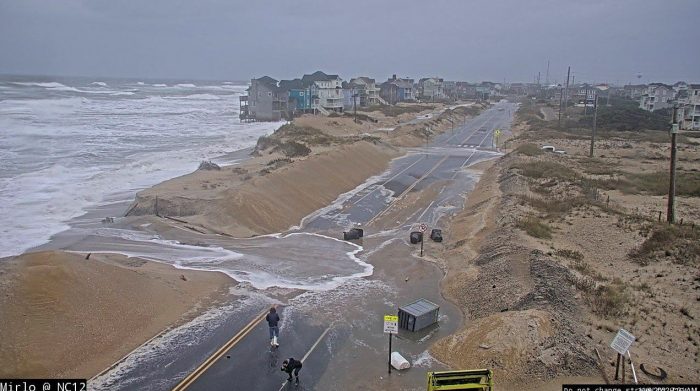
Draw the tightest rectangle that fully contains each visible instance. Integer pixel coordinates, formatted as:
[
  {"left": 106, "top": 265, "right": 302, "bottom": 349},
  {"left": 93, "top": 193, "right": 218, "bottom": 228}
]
[
  {"left": 517, "top": 217, "right": 553, "bottom": 239},
  {"left": 514, "top": 143, "right": 544, "bottom": 157},
  {"left": 555, "top": 249, "right": 584, "bottom": 261},
  {"left": 274, "top": 141, "right": 311, "bottom": 158},
  {"left": 513, "top": 161, "right": 577, "bottom": 181},
  {"left": 592, "top": 282, "right": 629, "bottom": 318}
]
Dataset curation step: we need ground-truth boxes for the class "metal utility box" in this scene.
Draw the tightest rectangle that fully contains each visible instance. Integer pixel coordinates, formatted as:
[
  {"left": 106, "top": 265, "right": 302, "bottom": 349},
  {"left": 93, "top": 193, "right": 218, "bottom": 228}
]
[
  {"left": 410, "top": 231, "right": 423, "bottom": 244},
  {"left": 343, "top": 228, "right": 363, "bottom": 241},
  {"left": 398, "top": 298, "right": 439, "bottom": 332}
]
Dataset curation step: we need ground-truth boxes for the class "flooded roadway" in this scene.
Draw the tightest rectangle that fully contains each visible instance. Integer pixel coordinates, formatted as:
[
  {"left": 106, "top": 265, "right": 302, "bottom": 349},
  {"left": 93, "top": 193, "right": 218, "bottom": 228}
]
[{"left": 52, "top": 101, "right": 516, "bottom": 390}]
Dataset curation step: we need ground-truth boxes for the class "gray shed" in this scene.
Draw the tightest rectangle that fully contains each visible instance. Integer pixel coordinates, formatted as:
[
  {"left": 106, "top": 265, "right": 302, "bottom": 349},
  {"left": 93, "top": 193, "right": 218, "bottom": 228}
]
[{"left": 398, "top": 298, "right": 440, "bottom": 332}]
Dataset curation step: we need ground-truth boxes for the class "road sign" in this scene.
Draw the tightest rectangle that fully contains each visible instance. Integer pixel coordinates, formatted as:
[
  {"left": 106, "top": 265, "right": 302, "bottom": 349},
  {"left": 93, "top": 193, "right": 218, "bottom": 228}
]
[
  {"left": 419, "top": 223, "right": 428, "bottom": 232},
  {"left": 610, "top": 328, "right": 636, "bottom": 355},
  {"left": 383, "top": 315, "right": 398, "bottom": 334},
  {"left": 494, "top": 129, "right": 502, "bottom": 137}
]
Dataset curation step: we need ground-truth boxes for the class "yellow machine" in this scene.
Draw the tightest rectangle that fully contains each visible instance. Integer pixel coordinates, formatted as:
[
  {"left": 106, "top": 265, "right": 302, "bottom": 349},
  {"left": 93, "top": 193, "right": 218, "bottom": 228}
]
[{"left": 426, "top": 369, "right": 494, "bottom": 390}]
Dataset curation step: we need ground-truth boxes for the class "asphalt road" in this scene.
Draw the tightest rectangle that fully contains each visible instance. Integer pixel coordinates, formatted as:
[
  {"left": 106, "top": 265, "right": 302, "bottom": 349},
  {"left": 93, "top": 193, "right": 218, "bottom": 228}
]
[{"left": 304, "top": 101, "right": 517, "bottom": 232}]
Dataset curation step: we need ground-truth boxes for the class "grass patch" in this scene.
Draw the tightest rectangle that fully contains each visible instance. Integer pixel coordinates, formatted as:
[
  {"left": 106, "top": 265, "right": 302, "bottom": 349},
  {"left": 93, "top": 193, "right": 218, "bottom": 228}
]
[
  {"left": 514, "top": 143, "right": 544, "bottom": 157},
  {"left": 592, "top": 280, "right": 630, "bottom": 318},
  {"left": 629, "top": 224, "right": 700, "bottom": 265},
  {"left": 273, "top": 141, "right": 311, "bottom": 158},
  {"left": 512, "top": 161, "right": 578, "bottom": 182},
  {"left": 516, "top": 216, "right": 553, "bottom": 239},
  {"left": 519, "top": 195, "right": 586, "bottom": 217},
  {"left": 598, "top": 171, "right": 700, "bottom": 196},
  {"left": 555, "top": 249, "right": 584, "bottom": 261}
]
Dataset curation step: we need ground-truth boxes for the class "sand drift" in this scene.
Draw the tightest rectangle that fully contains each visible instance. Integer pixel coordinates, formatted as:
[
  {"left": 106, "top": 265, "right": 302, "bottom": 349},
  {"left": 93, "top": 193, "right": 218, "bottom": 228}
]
[{"left": 69, "top": 228, "right": 370, "bottom": 291}]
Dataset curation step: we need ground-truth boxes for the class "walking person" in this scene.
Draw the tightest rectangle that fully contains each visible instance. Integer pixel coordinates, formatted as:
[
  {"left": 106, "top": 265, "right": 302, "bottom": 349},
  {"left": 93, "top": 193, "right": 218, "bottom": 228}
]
[
  {"left": 266, "top": 307, "right": 280, "bottom": 347},
  {"left": 281, "top": 357, "right": 302, "bottom": 385}
]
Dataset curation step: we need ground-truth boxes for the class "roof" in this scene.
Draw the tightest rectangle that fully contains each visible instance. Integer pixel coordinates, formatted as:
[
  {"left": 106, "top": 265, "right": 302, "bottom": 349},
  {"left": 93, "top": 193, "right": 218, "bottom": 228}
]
[
  {"left": 351, "top": 77, "right": 375, "bottom": 85},
  {"left": 399, "top": 298, "right": 439, "bottom": 317},
  {"left": 279, "top": 78, "right": 305, "bottom": 90},
  {"left": 690, "top": 84, "right": 700, "bottom": 89},
  {"left": 255, "top": 76, "right": 278, "bottom": 86},
  {"left": 301, "top": 71, "right": 340, "bottom": 84}
]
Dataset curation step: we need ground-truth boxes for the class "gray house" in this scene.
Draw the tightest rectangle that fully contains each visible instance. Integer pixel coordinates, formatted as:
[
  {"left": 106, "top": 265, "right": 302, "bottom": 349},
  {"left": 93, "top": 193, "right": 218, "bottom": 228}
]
[{"left": 240, "top": 76, "right": 289, "bottom": 122}]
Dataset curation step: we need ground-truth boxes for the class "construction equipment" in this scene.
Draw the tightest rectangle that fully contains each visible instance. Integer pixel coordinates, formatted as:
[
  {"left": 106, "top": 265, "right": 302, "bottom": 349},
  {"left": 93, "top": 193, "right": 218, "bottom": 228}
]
[{"left": 426, "top": 369, "right": 494, "bottom": 391}]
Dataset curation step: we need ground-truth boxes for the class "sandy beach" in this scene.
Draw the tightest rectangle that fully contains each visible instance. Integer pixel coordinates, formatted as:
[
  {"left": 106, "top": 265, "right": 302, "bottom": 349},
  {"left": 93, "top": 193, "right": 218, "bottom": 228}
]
[{"left": 0, "top": 251, "right": 233, "bottom": 378}]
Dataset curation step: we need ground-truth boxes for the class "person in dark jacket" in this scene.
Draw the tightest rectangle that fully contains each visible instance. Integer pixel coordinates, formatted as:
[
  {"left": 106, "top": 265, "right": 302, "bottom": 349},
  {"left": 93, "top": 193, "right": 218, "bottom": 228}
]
[
  {"left": 266, "top": 307, "right": 280, "bottom": 346},
  {"left": 281, "top": 357, "right": 302, "bottom": 384}
]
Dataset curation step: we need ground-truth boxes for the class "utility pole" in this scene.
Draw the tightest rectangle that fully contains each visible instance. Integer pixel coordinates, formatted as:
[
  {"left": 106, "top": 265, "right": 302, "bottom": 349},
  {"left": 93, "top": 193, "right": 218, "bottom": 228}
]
[
  {"left": 564, "top": 66, "right": 571, "bottom": 119},
  {"left": 668, "top": 106, "right": 679, "bottom": 223},
  {"left": 589, "top": 92, "right": 598, "bottom": 158},
  {"left": 353, "top": 89, "right": 358, "bottom": 123},
  {"left": 545, "top": 60, "right": 550, "bottom": 85},
  {"left": 558, "top": 87, "right": 564, "bottom": 127}
]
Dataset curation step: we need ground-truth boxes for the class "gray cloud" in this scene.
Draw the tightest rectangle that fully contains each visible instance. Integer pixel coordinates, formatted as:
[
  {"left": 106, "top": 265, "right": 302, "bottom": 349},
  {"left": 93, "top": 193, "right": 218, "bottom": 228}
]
[{"left": 1, "top": 0, "right": 698, "bottom": 83}]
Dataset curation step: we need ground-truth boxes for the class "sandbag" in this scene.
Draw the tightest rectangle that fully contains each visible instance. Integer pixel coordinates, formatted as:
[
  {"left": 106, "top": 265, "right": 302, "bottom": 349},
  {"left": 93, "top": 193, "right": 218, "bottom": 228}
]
[{"left": 390, "top": 352, "right": 410, "bottom": 370}]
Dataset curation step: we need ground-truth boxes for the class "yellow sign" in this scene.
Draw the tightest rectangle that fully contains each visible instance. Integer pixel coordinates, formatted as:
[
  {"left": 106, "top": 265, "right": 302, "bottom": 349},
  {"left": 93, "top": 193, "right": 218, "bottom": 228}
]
[
  {"left": 384, "top": 315, "right": 398, "bottom": 322},
  {"left": 494, "top": 129, "right": 502, "bottom": 137}
]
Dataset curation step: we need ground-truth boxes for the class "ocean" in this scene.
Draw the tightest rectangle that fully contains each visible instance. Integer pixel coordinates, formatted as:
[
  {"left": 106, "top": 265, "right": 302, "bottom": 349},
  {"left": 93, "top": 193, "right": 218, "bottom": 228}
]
[{"left": 0, "top": 75, "right": 283, "bottom": 258}]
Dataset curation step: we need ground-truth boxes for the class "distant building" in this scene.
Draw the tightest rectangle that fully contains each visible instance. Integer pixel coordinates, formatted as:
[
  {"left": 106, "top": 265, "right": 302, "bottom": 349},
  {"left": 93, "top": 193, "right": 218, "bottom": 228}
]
[
  {"left": 419, "top": 77, "right": 445, "bottom": 101},
  {"left": 301, "top": 71, "right": 344, "bottom": 114},
  {"left": 349, "top": 77, "right": 384, "bottom": 106},
  {"left": 455, "top": 82, "right": 477, "bottom": 99},
  {"left": 623, "top": 84, "right": 647, "bottom": 100},
  {"left": 640, "top": 83, "right": 675, "bottom": 112},
  {"left": 279, "top": 78, "right": 315, "bottom": 116},
  {"left": 680, "top": 84, "right": 700, "bottom": 130},
  {"left": 380, "top": 75, "right": 415, "bottom": 104},
  {"left": 240, "top": 76, "right": 288, "bottom": 122}
]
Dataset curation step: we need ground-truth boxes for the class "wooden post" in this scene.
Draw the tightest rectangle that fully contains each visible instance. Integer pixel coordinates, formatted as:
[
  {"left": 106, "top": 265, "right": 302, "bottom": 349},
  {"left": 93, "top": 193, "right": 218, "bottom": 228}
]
[
  {"left": 615, "top": 353, "right": 621, "bottom": 380},
  {"left": 420, "top": 237, "right": 424, "bottom": 257},
  {"left": 658, "top": 211, "right": 662, "bottom": 222},
  {"left": 622, "top": 355, "right": 626, "bottom": 383}
]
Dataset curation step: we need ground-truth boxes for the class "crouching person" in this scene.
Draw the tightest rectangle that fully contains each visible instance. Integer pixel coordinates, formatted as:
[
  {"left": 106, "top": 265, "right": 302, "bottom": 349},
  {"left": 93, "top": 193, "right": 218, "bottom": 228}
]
[{"left": 281, "top": 357, "right": 302, "bottom": 384}]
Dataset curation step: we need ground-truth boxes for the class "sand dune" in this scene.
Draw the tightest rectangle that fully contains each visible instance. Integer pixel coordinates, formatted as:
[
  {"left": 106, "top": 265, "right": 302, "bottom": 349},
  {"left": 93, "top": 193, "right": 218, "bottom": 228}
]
[
  {"left": 0, "top": 251, "right": 233, "bottom": 378},
  {"left": 132, "top": 140, "right": 398, "bottom": 236}
]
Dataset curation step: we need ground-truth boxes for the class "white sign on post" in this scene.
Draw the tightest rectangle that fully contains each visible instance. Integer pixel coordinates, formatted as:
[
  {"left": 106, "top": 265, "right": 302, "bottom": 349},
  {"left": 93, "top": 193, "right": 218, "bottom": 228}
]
[
  {"left": 610, "top": 328, "right": 636, "bottom": 355},
  {"left": 419, "top": 223, "right": 428, "bottom": 232},
  {"left": 383, "top": 315, "right": 398, "bottom": 334}
]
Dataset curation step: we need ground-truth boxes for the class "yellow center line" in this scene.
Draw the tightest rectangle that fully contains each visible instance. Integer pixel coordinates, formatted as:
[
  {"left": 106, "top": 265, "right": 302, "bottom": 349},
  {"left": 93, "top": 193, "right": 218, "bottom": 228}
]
[{"left": 171, "top": 307, "right": 271, "bottom": 391}]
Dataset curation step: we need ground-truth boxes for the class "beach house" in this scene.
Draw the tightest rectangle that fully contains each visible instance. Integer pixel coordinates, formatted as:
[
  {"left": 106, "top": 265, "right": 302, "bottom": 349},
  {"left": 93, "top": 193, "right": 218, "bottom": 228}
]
[
  {"left": 418, "top": 77, "right": 445, "bottom": 101},
  {"left": 379, "top": 75, "right": 415, "bottom": 105},
  {"left": 680, "top": 84, "right": 700, "bottom": 130},
  {"left": 301, "top": 71, "right": 344, "bottom": 114},
  {"left": 640, "top": 83, "right": 675, "bottom": 112},
  {"left": 240, "top": 76, "right": 288, "bottom": 121}
]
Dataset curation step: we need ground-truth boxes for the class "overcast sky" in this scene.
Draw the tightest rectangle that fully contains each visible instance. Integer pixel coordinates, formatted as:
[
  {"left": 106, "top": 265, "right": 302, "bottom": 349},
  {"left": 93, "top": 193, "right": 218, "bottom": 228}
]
[{"left": 1, "top": 0, "right": 698, "bottom": 84}]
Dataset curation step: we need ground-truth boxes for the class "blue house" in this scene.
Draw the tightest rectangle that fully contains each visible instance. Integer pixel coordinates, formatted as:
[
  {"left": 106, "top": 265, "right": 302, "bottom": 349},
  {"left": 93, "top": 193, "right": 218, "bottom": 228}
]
[{"left": 279, "top": 79, "right": 316, "bottom": 114}]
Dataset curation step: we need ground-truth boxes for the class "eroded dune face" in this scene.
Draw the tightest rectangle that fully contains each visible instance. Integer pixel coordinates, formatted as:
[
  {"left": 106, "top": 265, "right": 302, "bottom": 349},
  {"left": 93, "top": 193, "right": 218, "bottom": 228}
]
[{"left": 0, "top": 251, "right": 232, "bottom": 378}]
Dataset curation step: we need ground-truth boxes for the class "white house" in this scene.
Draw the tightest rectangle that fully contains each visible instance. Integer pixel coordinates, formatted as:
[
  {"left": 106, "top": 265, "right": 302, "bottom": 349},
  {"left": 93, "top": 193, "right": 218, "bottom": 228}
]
[
  {"left": 419, "top": 77, "right": 445, "bottom": 100},
  {"left": 639, "top": 83, "right": 675, "bottom": 112},
  {"left": 680, "top": 84, "right": 700, "bottom": 130},
  {"left": 301, "top": 71, "right": 344, "bottom": 113}
]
